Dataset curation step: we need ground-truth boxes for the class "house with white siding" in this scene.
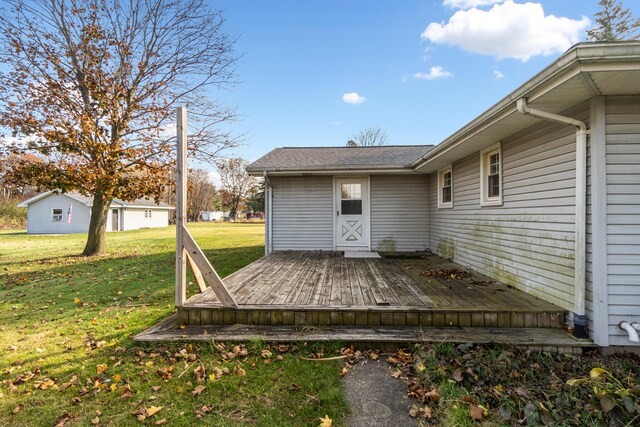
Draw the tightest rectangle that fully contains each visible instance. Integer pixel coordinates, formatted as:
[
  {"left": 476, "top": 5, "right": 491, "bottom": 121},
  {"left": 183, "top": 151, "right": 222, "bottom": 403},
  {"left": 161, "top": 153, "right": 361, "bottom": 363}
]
[
  {"left": 18, "top": 191, "right": 173, "bottom": 234},
  {"left": 247, "top": 41, "right": 640, "bottom": 348}
]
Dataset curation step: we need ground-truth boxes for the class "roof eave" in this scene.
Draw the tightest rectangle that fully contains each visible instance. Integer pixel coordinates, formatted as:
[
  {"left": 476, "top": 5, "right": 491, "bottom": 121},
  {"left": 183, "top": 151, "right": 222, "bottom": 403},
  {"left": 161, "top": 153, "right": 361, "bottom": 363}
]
[
  {"left": 410, "top": 41, "right": 640, "bottom": 170},
  {"left": 247, "top": 165, "right": 417, "bottom": 176}
]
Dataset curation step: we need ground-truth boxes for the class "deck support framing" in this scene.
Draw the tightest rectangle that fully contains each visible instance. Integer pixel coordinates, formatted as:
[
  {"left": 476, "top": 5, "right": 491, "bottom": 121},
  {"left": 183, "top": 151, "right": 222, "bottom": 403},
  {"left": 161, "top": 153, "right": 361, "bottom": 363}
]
[{"left": 174, "top": 106, "right": 237, "bottom": 308}]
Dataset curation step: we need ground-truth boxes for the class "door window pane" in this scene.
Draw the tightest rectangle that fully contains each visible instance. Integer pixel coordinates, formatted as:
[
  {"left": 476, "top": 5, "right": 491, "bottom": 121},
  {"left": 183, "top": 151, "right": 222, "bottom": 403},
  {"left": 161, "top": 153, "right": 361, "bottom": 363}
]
[
  {"left": 341, "top": 183, "right": 361, "bottom": 199},
  {"left": 341, "top": 200, "right": 362, "bottom": 215}
]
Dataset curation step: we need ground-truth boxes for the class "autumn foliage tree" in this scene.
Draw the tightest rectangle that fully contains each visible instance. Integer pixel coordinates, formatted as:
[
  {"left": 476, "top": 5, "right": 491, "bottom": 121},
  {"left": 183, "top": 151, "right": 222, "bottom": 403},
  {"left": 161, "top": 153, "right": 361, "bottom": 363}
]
[
  {"left": 187, "top": 169, "right": 217, "bottom": 222},
  {"left": 0, "top": 0, "right": 238, "bottom": 255},
  {"left": 216, "top": 158, "right": 258, "bottom": 220}
]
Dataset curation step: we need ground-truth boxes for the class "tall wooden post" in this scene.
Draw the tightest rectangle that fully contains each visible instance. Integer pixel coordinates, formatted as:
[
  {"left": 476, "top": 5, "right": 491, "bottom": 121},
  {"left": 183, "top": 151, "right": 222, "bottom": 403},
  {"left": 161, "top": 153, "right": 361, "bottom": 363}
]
[{"left": 175, "top": 107, "right": 187, "bottom": 306}]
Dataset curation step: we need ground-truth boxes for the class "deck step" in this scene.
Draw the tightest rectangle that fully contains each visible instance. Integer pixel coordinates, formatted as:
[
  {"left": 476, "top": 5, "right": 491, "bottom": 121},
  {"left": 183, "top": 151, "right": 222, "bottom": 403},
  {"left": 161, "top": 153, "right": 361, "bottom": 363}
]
[
  {"left": 135, "top": 315, "right": 593, "bottom": 352},
  {"left": 178, "top": 306, "right": 566, "bottom": 329}
]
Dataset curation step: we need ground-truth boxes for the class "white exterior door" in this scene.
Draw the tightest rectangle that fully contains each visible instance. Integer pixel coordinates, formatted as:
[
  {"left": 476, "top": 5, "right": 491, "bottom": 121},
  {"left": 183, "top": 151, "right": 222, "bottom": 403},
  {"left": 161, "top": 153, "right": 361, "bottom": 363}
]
[{"left": 335, "top": 178, "right": 369, "bottom": 250}]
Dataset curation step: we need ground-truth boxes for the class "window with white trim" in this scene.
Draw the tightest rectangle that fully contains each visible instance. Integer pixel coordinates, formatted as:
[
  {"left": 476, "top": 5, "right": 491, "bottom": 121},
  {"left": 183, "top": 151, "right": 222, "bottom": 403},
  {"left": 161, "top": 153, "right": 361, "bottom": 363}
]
[
  {"left": 144, "top": 209, "right": 152, "bottom": 218},
  {"left": 437, "top": 165, "right": 453, "bottom": 209},
  {"left": 480, "top": 142, "right": 502, "bottom": 206},
  {"left": 51, "top": 208, "right": 63, "bottom": 222}
]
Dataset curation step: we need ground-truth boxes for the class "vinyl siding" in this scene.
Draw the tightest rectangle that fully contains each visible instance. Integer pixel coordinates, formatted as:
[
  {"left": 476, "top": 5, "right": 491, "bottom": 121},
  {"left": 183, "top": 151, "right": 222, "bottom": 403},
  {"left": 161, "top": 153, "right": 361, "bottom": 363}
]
[
  {"left": 370, "top": 175, "right": 429, "bottom": 251},
  {"left": 122, "top": 208, "right": 170, "bottom": 230},
  {"left": 26, "top": 194, "right": 92, "bottom": 234},
  {"left": 271, "top": 176, "right": 334, "bottom": 251},
  {"left": 605, "top": 96, "right": 640, "bottom": 346},
  {"left": 429, "top": 115, "right": 586, "bottom": 312}
]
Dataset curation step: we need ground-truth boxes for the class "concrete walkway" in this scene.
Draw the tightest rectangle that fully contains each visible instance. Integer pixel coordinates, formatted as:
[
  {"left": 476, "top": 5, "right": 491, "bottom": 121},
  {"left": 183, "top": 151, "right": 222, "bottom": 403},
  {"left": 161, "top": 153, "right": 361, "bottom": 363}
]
[{"left": 343, "top": 360, "right": 418, "bottom": 427}]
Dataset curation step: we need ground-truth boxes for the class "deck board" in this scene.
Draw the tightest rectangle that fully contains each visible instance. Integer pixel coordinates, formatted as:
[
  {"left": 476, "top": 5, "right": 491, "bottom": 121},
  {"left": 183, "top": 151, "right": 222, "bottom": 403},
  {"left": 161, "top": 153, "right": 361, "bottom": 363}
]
[{"left": 186, "top": 251, "right": 562, "bottom": 313}]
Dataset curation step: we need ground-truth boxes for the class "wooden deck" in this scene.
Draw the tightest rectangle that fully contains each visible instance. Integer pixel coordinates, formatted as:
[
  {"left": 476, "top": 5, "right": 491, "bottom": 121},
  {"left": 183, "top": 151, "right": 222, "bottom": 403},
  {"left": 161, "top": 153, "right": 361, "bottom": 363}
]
[{"left": 178, "top": 251, "right": 565, "bottom": 329}]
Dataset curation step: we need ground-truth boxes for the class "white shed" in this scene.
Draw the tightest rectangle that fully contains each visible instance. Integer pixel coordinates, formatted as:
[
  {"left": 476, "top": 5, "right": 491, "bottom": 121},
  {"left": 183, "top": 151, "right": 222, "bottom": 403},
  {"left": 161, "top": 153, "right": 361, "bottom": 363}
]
[{"left": 18, "top": 191, "right": 174, "bottom": 234}]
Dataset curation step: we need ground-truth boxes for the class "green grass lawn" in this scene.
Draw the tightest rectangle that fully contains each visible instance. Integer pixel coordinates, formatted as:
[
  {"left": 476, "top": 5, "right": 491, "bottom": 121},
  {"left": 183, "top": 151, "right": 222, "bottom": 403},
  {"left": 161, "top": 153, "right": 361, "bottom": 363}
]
[{"left": 0, "top": 224, "right": 348, "bottom": 426}]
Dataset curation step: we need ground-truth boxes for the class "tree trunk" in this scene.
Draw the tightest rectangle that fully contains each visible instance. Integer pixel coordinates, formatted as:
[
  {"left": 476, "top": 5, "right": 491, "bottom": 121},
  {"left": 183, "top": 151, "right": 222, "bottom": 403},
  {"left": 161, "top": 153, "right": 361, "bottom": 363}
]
[{"left": 82, "top": 192, "right": 112, "bottom": 256}]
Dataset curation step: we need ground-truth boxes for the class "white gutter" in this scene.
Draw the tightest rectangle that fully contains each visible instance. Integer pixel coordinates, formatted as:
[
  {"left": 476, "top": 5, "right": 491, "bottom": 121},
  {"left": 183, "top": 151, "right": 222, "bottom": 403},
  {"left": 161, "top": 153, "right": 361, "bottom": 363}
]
[{"left": 516, "top": 98, "right": 588, "bottom": 326}]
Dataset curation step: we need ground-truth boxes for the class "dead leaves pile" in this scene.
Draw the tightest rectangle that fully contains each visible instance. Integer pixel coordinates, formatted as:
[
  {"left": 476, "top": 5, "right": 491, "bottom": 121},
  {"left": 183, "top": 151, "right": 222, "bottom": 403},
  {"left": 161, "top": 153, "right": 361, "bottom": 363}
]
[{"left": 420, "top": 268, "right": 472, "bottom": 281}]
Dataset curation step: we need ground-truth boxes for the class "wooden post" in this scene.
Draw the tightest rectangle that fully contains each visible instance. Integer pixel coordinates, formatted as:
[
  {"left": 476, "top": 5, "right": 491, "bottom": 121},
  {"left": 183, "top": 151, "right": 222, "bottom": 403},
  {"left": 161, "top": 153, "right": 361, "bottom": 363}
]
[{"left": 175, "top": 107, "right": 187, "bottom": 306}]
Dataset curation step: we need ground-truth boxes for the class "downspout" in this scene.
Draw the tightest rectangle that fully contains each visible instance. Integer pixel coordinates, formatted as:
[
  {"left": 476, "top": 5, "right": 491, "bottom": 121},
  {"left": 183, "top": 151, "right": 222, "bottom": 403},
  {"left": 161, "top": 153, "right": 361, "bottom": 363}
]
[
  {"left": 619, "top": 321, "right": 639, "bottom": 343},
  {"left": 516, "top": 98, "right": 589, "bottom": 338},
  {"left": 263, "top": 171, "right": 273, "bottom": 255}
]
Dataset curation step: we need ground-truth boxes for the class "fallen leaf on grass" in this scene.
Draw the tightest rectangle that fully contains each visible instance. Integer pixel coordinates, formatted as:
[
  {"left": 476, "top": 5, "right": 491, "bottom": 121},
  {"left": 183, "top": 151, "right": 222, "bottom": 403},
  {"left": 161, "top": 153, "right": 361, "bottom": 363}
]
[
  {"left": 600, "top": 394, "right": 616, "bottom": 413},
  {"left": 318, "top": 415, "right": 332, "bottom": 427},
  {"left": 194, "top": 365, "right": 206, "bottom": 382},
  {"left": 91, "top": 416, "right": 100, "bottom": 425},
  {"left": 35, "top": 378, "right": 56, "bottom": 390},
  {"left": 156, "top": 366, "right": 173, "bottom": 380},
  {"left": 470, "top": 405, "right": 484, "bottom": 421},
  {"left": 195, "top": 405, "right": 212, "bottom": 419},
  {"left": 96, "top": 364, "right": 107, "bottom": 375},
  {"left": 139, "top": 405, "right": 163, "bottom": 420},
  {"left": 192, "top": 385, "right": 205, "bottom": 396},
  {"left": 514, "top": 387, "right": 530, "bottom": 398},
  {"left": 236, "top": 366, "right": 246, "bottom": 377},
  {"left": 55, "top": 412, "right": 78, "bottom": 427},
  {"left": 154, "top": 419, "right": 167, "bottom": 425},
  {"left": 409, "top": 405, "right": 420, "bottom": 417},
  {"left": 12, "top": 404, "right": 22, "bottom": 414},
  {"left": 590, "top": 367, "right": 609, "bottom": 379},
  {"left": 409, "top": 404, "right": 433, "bottom": 419}
]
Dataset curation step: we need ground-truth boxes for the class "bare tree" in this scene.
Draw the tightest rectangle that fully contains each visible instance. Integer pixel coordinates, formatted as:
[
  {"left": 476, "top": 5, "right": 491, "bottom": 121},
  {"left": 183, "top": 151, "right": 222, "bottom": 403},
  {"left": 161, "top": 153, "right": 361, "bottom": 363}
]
[
  {"left": 187, "top": 169, "right": 217, "bottom": 222},
  {"left": 0, "top": 0, "right": 239, "bottom": 255},
  {"left": 587, "top": 0, "right": 640, "bottom": 41},
  {"left": 216, "top": 158, "right": 257, "bottom": 220},
  {"left": 348, "top": 127, "right": 389, "bottom": 146}
]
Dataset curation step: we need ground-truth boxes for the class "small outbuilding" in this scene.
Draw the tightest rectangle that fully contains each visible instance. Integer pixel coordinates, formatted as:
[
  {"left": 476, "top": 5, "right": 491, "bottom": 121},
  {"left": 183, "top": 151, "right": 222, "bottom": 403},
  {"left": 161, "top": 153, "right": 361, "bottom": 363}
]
[{"left": 18, "top": 191, "right": 173, "bottom": 234}]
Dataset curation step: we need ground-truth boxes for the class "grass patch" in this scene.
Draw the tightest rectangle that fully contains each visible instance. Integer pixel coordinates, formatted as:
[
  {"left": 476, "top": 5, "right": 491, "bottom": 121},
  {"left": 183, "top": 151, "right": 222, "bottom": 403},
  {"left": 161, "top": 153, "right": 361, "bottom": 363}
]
[{"left": 0, "top": 223, "right": 348, "bottom": 426}]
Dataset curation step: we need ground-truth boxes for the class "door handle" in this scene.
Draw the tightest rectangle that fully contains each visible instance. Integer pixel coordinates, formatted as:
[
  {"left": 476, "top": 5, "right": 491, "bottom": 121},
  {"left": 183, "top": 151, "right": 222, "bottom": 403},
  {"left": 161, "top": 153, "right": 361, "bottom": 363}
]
[{"left": 336, "top": 210, "right": 340, "bottom": 216}]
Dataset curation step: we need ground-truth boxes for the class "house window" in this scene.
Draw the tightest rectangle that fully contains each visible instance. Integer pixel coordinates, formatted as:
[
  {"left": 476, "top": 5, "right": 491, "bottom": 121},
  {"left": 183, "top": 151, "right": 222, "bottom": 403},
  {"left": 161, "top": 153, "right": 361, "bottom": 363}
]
[
  {"left": 144, "top": 209, "right": 152, "bottom": 218},
  {"left": 437, "top": 166, "right": 453, "bottom": 209},
  {"left": 51, "top": 208, "right": 63, "bottom": 222},
  {"left": 480, "top": 142, "right": 503, "bottom": 206}
]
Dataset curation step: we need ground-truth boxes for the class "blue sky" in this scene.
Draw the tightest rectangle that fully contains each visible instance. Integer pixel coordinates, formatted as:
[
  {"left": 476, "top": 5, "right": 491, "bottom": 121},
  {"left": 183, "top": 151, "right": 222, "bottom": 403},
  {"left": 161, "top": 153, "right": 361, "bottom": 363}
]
[{"left": 210, "top": 0, "right": 639, "bottom": 167}]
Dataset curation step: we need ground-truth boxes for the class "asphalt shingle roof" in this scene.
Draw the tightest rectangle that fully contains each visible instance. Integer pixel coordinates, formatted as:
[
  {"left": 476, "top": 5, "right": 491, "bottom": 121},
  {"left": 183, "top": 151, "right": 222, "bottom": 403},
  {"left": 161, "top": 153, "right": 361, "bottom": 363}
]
[
  {"left": 65, "top": 192, "right": 173, "bottom": 208},
  {"left": 247, "top": 145, "right": 434, "bottom": 172}
]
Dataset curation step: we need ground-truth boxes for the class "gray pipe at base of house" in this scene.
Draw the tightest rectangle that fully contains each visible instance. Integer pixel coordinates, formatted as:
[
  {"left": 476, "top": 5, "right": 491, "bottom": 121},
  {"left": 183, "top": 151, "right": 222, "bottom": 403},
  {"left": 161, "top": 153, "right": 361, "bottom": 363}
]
[{"left": 573, "top": 314, "right": 589, "bottom": 339}]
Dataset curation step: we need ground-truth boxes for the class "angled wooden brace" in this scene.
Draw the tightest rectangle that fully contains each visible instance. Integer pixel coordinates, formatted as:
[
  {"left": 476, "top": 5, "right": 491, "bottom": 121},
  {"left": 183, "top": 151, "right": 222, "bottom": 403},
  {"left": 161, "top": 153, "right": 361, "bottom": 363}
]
[{"left": 182, "top": 225, "right": 237, "bottom": 307}]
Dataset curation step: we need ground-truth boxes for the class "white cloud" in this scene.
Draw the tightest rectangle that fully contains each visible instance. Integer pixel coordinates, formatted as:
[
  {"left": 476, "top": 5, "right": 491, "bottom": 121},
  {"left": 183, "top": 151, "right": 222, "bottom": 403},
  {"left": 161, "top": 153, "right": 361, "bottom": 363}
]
[
  {"left": 494, "top": 70, "right": 504, "bottom": 79},
  {"left": 342, "top": 92, "right": 366, "bottom": 105},
  {"left": 331, "top": 121, "right": 342, "bottom": 126},
  {"left": 422, "top": 1, "right": 590, "bottom": 62},
  {"left": 443, "top": 0, "right": 504, "bottom": 9},
  {"left": 414, "top": 66, "right": 453, "bottom": 80}
]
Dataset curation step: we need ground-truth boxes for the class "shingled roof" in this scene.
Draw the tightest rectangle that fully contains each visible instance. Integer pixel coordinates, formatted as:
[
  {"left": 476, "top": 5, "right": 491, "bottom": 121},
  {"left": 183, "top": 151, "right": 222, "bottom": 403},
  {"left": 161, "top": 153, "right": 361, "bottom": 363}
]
[
  {"left": 247, "top": 145, "right": 433, "bottom": 173},
  {"left": 19, "top": 191, "right": 173, "bottom": 209}
]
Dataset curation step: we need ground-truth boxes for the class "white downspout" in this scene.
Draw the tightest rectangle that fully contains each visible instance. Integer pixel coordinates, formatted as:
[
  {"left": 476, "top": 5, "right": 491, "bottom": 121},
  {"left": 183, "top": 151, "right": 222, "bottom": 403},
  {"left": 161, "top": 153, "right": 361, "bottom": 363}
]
[
  {"left": 619, "top": 321, "right": 639, "bottom": 343},
  {"left": 517, "top": 98, "right": 589, "bottom": 336},
  {"left": 263, "top": 171, "right": 273, "bottom": 255}
]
